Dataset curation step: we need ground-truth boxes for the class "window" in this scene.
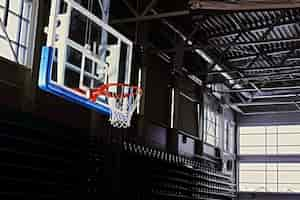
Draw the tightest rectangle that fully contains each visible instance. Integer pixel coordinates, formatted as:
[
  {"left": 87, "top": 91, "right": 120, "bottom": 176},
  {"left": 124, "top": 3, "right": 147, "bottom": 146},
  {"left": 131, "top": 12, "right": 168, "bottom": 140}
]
[
  {"left": 203, "top": 104, "right": 235, "bottom": 149},
  {"left": 239, "top": 163, "right": 300, "bottom": 193},
  {"left": 0, "top": 0, "right": 37, "bottom": 66},
  {"left": 216, "top": 113, "right": 222, "bottom": 147},
  {"left": 240, "top": 125, "right": 300, "bottom": 155},
  {"left": 225, "top": 121, "right": 235, "bottom": 154},
  {"left": 203, "top": 105, "right": 217, "bottom": 146},
  {"left": 239, "top": 125, "right": 300, "bottom": 193}
]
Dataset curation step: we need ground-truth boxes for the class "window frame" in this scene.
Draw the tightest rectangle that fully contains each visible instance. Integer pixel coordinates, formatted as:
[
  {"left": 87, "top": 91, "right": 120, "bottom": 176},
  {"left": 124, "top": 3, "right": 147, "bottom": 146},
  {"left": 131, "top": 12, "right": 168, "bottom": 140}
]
[
  {"left": 224, "top": 120, "right": 235, "bottom": 154},
  {"left": 203, "top": 104, "right": 217, "bottom": 146},
  {"left": 240, "top": 126, "right": 300, "bottom": 155},
  {"left": 238, "top": 125, "right": 300, "bottom": 194},
  {"left": 0, "top": 0, "right": 39, "bottom": 67},
  {"left": 239, "top": 163, "right": 300, "bottom": 193}
]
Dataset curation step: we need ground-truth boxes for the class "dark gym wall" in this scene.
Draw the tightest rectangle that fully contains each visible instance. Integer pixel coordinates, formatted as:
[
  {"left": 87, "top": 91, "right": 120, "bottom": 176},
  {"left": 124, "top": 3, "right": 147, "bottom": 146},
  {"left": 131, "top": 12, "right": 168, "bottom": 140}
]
[
  {"left": 0, "top": 108, "right": 86, "bottom": 198},
  {"left": 143, "top": 54, "right": 172, "bottom": 127},
  {"left": 174, "top": 77, "right": 201, "bottom": 138}
]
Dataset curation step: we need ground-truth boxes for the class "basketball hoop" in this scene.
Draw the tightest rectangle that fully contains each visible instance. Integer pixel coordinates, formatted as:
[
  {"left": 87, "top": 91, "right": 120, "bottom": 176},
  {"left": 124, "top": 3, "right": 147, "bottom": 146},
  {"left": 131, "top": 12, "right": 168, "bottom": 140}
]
[{"left": 89, "top": 83, "right": 143, "bottom": 128}]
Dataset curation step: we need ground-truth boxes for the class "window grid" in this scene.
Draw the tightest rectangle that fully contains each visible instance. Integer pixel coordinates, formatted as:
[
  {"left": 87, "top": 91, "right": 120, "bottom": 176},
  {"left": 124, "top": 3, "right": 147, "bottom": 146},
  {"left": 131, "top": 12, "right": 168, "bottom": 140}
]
[
  {"left": 225, "top": 121, "right": 235, "bottom": 153},
  {"left": 239, "top": 125, "right": 300, "bottom": 193},
  {"left": 0, "top": 0, "right": 32, "bottom": 65},
  {"left": 0, "top": 5, "right": 31, "bottom": 22},
  {"left": 240, "top": 126, "right": 300, "bottom": 155},
  {"left": 240, "top": 163, "right": 300, "bottom": 193},
  {"left": 204, "top": 105, "right": 217, "bottom": 146}
]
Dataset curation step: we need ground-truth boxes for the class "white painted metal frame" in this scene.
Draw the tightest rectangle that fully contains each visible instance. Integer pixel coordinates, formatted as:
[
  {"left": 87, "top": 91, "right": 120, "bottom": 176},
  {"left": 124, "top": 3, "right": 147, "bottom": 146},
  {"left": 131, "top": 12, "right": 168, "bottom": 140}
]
[
  {"left": 46, "top": 0, "right": 133, "bottom": 89},
  {"left": 44, "top": 0, "right": 137, "bottom": 128}
]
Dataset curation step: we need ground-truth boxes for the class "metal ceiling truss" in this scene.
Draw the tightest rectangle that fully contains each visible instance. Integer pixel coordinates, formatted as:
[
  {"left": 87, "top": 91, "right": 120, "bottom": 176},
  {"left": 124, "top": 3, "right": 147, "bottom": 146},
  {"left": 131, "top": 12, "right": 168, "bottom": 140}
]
[
  {"left": 227, "top": 49, "right": 300, "bottom": 88},
  {"left": 206, "top": 11, "right": 300, "bottom": 41},
  {"left": 210, "top": 64, "right": 300, "bottom": 74},
  {"left": 207, "top": 16, "right": 265, "bottom": 93},
  {"left": 111, "top": 10, "right": 190, "bottom": 24},
  {"left": 189, "top": 0, "right": 300, "bottom": 11},
  {"left": 232, "top": 101, "right": 300, "bottom": 106},
  {"left": 242, "top": 109, "right": 300, "bottom": 115},
  {"left": 242, "top": 11, "right": 287, "bottom": 70},
  {"left": 212, "top": 37, "right": 300, "bottom": 48},
  {"left": 114, "top": 1, "right": 300, "bottom": 115},
  {"left": 221, "top": 86, "right": 300, "bottom": 93},
  {"left": 252, "top": 77, "right": 300, "bottom": 85},
  {"left": 229, "top": 71, "right": 300, "bottom": 82},
  {"left": 118, "top": 0, "right": 161, "bottom": 20},
  {"left": 227, "top": 48, "right": 300, "bottom": 62},
  {"left": 121, "top": 0, "right": 139, "bottom": 17}
]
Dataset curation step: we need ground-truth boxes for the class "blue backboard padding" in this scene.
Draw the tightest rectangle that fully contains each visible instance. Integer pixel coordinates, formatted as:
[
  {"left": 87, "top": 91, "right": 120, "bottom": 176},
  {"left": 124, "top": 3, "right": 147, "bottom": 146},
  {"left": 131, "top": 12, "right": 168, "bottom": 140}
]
[{"left": 38, "top": 46, "right": 110, "bottom": 115}]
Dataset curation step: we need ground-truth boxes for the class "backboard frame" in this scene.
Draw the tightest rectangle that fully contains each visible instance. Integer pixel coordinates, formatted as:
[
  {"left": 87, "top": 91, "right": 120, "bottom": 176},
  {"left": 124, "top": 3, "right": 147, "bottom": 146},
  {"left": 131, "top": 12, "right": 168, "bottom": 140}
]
[{"left": 39, "top": 0, "right": 134, "bottom": 117}]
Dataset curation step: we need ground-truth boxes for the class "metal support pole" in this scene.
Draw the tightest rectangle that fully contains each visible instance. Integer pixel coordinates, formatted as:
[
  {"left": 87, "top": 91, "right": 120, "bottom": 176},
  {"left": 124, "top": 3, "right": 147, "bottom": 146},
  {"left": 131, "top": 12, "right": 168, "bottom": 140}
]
[
  {"left": 111, "top": 10, "right": 190, "bottom": 24},
  {"left": 141, "top": 0, "right": 158, "bottom": 16},
  {"left": 121, "top": 0, "right": 138, "bottom": 17},
  {"left": 47, "top": 0, "right": 60, "bottom": 47},
  {"left": 102, "top": 0, "right": 110, "bottom": 23},
  {"left": 90, "top": 0, "right": 111, "bottom": 138},
  {"left": 100, "top": 0, "right": 110, "bottom": 65}
]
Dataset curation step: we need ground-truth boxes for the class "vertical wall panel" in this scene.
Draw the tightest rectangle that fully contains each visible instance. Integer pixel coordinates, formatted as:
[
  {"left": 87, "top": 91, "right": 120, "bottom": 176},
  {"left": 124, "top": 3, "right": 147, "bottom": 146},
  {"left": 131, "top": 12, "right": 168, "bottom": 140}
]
[{"left": 144, "top": 55, "right": 171, "bottom": 126}]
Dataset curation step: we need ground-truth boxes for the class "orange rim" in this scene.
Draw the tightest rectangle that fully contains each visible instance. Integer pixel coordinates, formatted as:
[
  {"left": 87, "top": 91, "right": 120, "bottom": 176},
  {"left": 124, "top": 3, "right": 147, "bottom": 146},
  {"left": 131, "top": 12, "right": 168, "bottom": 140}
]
[{"left": 89, "top": 83, "right": 143, "bottom": 102}]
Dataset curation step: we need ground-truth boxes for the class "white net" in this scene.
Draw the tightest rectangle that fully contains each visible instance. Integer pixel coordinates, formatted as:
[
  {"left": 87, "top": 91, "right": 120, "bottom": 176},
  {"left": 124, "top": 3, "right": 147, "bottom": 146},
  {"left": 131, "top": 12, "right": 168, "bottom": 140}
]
[{"left": 103, "top": 84, "right": 142, "bottom": 128}]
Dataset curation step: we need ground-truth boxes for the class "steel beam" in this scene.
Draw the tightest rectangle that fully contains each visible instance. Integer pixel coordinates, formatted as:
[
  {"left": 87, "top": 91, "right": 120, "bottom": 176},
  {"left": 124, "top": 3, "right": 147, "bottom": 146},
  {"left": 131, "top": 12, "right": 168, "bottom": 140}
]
[
  {"left": 209, "top": 65, "right": 300, "bottom": 75},
  {"left": 230, "top": 71, "right": 300, "bottom": 81},
  {"left": 232, "top": 101, "right": 300, "bottom": 106},
  {"left": 141, "top": 0, "right": 158, "bottom": 16},
  {"left": 227, "top": 48, "right": 300, "bottom": 62},
  {"left": 235, "top": 71, "right": 262, "bottom": 94},
  {"left": 249, "top": 82, "right": 262, "bottom": 94},
  {"left": 238, "top": 64, "right": 300, "bottom": 73},
  {"left": 243, "top": 12, "right": 286, "bottom": 69},
  {"left": 287, "top": 57, "right": 300, "bottom": 61},
  {"left": 230, "top": 104, "right": 245, "bottom": 114},
  {"left": 224, "top": 86, "right": 300, "bottom": 93},
  {"left": 252, "top": 94, "right": 300, "bottom": 99},
  {"left": 244, "top": 110, "right": 300, "bottom": 115},
  {"left": 190, "top": 0, "right": 300, "bottom": 11},
  {"left": 215, "top": 37, "right": 300, "bottom": 48},
  {"left": 100, "top": 0, "right": 110, "bottom": 61},
  {"left": 207, "top": 16, "right": 300, "bottom": 41},
  {"left": 121, "top": 0, "right": 139, "bottom": 16},
  {"left": 295, "top": 102, "right": 300, "bottom": 110},
  {"left": 96, "top": 0, "right": 105, "bottom": 16},
  {"left": 252, "top": 77, "right": 300, "bottom": 85},
  {"left": 111, "top": 10, "right": 190, "bottom": 24}
]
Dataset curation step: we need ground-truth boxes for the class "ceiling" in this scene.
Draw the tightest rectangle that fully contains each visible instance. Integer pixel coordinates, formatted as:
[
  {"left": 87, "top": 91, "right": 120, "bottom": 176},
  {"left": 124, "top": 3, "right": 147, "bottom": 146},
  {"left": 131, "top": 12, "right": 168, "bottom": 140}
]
[{"left": 111, "top": 0, "right": 300, "bottom": 115}]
